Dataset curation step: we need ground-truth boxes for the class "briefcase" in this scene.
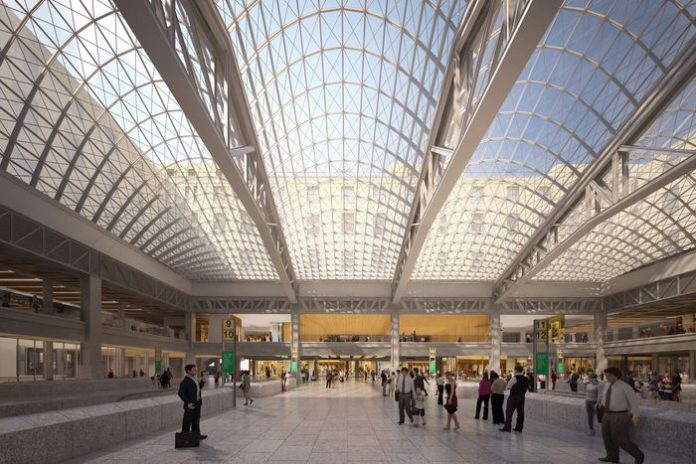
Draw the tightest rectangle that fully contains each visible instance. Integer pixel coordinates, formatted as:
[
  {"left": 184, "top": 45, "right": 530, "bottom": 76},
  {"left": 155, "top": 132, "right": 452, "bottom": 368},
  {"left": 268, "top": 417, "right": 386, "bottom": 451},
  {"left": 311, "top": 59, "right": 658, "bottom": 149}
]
[{"left": 175, "top": 432, "right": 200, "bottom": 448}]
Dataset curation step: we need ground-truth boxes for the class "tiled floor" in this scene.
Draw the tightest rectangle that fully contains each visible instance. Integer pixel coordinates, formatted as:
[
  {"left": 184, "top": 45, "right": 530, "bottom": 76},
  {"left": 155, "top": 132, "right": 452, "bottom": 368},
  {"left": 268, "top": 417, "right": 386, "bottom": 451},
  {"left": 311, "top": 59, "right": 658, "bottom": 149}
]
[{"left": 69, "top": 381, "right": 688, "bottom": 463}]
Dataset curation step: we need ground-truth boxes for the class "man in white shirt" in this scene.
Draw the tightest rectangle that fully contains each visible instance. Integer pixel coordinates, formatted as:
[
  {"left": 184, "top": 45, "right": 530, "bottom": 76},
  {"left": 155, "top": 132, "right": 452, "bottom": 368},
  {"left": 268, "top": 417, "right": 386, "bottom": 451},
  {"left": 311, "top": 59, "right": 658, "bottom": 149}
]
[
  {"left": 597, "top": 367, "right": 643, "bottom": 464},
  {"left": 395, "top": 367, "right": 414, "bottom": 425}
]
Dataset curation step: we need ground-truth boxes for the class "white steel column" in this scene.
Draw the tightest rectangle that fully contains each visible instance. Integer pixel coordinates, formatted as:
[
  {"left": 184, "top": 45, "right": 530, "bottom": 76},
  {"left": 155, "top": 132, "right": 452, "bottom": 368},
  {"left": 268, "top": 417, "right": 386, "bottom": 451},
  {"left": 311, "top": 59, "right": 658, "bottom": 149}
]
[
  {"left": 594, "top": 311, "right": 608, "bottom": 375},
  {"left": 79, "top": 274, "right": 102, "bottom": 379},
  {"left": 390, "top": 312, "right": 400, "bottom": 370},
  {"left": 489, "top": 309, "right": 501, "bottom": 374}
]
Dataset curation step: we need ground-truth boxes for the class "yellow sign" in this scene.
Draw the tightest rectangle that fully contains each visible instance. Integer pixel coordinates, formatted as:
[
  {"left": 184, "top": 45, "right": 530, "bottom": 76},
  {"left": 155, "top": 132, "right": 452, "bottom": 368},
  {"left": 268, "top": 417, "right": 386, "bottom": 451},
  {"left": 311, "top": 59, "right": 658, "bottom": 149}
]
[
  {"left": 223, "top": 319, "right": 236, "bottom": 341},
  {"left": 291, "top": 346, "right": 298, "bottom": 358},
  {"left": 549, "top": 316, "right": 565, "bottom": 343}
]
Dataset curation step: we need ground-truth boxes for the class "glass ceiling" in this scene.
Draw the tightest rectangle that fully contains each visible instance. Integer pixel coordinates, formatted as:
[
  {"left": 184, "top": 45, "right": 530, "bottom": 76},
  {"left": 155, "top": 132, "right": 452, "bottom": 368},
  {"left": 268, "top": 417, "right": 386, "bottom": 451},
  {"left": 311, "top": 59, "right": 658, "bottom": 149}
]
[
  {"left": 0, "top": 0, "right": 277, "bottom": 280},
  {"left": 219, "top": 0, "right": 466, "bottom": 279},
  {"left": 536, "top": 78, "right": 696, "bottom": 281},
  {"left": 0, "top": 0, "right": 693, "bottom": 287},
  {"left": 414, "top": 0, "right": 696, "bottom": 280}
]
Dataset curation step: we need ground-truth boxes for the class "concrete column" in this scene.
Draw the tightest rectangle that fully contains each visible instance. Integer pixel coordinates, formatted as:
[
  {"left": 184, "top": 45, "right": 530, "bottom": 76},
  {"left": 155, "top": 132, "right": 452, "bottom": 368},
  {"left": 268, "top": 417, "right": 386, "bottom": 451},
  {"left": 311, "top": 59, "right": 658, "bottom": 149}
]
[
  {"left": 208, "top": 315, "right": 224, "bottom": 343},
  {"left": 117, "top": 348, "right": 127, "bottom": 377},
  {"left": 117, "top": 302, "right": 125, "bottom": 329},
  {"left": 185, "top": 312, "right": 196, "bottom": 364},
  {"left": 291, "top": 310, "right": 300, "bottom": 383},
  {"left": 594, "top": 311, "right": 608, "bottom": 375},
  {"left": 489, "top": 309, "right": 501, "bottom": 374},
  {"left": 689, "top": 351, "right": 695, "bottom": 384},
  {"left": 390, "top": 312, "right": 400, "bottom": 370},
  {"left": 44, "top": 341, "right": 54, "bottom": 380},
  {"left": 55, "top": 348, "right": 65, "bottom": 377},
  {"left": 79, "top": 274, "right": 102, "bottom": 379},
  {"left": 42, "top": 281, "right": 53, "bottom": 313},
  {"left": 143, "top": 351, "right": 150, "bottom": 376}
]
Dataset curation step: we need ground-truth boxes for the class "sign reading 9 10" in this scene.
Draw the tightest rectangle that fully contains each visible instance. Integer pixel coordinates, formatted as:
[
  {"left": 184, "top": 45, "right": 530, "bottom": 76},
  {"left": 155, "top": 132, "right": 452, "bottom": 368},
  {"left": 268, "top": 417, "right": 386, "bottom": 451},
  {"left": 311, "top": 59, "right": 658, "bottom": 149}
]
[{"left": 223, "top": 319, "right": 236, "bottom": 341}]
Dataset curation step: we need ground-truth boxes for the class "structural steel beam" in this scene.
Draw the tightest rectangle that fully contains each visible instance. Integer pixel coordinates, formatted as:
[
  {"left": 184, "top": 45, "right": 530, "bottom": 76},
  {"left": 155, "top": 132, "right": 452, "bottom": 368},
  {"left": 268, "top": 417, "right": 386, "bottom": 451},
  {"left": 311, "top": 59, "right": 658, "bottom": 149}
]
[
  {"left": 391, "top": 0, "right": 562, "bottom": 303},
  {"left": 0, "top": 203, "right": 191, "bottom": 311},
  {"left": 493, "top": 41, "right": 696, "bottom": 301},
  {"left": 115, "top": 0, "right": 298, "bottom": 303},
  {"left": 495, "top": 152, "right": 696, "bottom": 300}
]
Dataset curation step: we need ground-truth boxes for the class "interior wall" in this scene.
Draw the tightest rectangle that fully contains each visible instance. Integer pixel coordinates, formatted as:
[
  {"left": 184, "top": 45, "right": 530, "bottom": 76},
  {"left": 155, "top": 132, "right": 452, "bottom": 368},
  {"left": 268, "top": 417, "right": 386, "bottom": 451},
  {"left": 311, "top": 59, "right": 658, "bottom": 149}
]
[
  {"left": 300, "top": 314, "right": 390, "bottom": 341},
  {"left": 399, "top": 314, "right": 490, "bottom": 342},
  {"left": 0, "top": 337, "right": 17, "bottom": 378}
]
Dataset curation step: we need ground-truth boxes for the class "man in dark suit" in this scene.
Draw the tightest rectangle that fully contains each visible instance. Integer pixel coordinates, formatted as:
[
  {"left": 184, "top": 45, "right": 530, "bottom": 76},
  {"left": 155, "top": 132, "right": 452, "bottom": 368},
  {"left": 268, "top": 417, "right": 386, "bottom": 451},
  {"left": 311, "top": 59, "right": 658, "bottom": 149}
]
[
  {"left": 178, "top": 364, "right": 207, "bottom": 439},
  {"left": 500, "top": 364, "right": 529, "bottom": 433}
]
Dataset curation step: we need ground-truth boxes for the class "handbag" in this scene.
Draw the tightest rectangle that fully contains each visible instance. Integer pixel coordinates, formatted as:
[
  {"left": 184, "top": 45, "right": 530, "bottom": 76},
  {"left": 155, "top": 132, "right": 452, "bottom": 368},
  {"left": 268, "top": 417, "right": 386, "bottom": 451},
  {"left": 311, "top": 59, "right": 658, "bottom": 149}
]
[{"left": 175, "top": 432, "right": 200, "bottom": 448}]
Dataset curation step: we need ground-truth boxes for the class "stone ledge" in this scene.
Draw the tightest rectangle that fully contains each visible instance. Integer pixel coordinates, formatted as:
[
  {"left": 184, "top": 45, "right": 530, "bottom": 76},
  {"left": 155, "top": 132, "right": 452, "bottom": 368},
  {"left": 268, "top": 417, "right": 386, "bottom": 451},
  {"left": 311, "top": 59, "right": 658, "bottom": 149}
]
[
  {"left": 0, "top": 379, "right": 296, "bottom": 464},
  {"left": 523, "top": 393, "right": 696, "bottom": 459}
]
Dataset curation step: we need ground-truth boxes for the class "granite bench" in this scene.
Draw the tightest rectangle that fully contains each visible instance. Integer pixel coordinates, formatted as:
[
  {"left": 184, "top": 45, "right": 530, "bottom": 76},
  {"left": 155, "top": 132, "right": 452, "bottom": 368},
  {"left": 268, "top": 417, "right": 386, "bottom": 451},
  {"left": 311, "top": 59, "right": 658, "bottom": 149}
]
[
  {"left": 0, "top": 379, "right": 296, "bottom": 463},
  {"left": 522, "top": 392, "right": 696, "bottom": 459}
]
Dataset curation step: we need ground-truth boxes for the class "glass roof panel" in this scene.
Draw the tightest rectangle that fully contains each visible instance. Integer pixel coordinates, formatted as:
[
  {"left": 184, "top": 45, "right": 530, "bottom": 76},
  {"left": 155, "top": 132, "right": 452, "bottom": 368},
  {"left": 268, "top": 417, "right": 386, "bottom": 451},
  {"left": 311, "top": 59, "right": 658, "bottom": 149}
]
[
  {"left": 0, "top": 0, "right": 277, "bottom": 280},
  {"left": 535, "top": 78, "right": 696, "bottom": 281},
  {"left": 219, "top": 0, "right": 466, "bottom": 279},
  {"left": 414, "top": 0, "right": 695, "bottom": 280}
]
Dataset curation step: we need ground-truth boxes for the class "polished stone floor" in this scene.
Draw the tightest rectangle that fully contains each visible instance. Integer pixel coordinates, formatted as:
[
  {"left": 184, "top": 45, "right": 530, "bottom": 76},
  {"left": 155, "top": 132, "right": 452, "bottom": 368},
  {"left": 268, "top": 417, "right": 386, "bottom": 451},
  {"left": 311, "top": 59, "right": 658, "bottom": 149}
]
[{"left": 68, "top": 380, "right": 688, "bottom": 464}]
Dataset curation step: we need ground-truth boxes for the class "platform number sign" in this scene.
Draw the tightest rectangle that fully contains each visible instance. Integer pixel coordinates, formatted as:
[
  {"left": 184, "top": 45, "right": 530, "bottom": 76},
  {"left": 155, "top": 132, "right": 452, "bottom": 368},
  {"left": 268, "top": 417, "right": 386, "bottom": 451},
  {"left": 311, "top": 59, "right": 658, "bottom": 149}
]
[
  {"left": 534, "top": 319, "right": 548, "bottom": 341},
  {"left": 223, "top": 319, "right": 236, "bottom": 341}
]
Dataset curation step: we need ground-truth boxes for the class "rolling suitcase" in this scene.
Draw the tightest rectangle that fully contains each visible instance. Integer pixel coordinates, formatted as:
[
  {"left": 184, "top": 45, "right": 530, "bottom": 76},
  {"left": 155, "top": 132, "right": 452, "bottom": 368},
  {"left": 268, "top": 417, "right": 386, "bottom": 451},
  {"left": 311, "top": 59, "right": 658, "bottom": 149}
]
[{"left": 175, "top": 432, "right": 200, "bottom": 448}]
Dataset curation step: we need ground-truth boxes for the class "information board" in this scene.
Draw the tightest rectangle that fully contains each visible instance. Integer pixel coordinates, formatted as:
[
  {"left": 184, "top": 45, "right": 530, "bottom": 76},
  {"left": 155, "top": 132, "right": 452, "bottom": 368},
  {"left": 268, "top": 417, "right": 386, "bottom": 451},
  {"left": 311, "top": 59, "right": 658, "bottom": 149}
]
[
  {"left": 222, "top": 351, "right": 235, "bottom": 374},
  {"left": 535, "top": 352, "right": 548, "bottom": 375},
  {"left": 154, "top": 347, "right": 162, "bottom": 374},
  {"left": 428, "top": 347, "right": 436, "bottom": 373}
]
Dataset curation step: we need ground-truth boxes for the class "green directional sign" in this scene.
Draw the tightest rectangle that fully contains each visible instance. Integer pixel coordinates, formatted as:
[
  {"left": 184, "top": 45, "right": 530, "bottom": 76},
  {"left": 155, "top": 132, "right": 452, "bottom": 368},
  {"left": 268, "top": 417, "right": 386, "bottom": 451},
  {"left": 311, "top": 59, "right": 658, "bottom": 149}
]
[
  {"left": 290, "top": 360, "right": 298, "bottom": 373},
  {"left": 535, "top": 352, "right": 548, "bottom": 375},
  {"left": 222, "top": 351, "right": 235, "bottom": 375},
  {"left": 154, "top": 347, "right": 162, "bottom": 374}
]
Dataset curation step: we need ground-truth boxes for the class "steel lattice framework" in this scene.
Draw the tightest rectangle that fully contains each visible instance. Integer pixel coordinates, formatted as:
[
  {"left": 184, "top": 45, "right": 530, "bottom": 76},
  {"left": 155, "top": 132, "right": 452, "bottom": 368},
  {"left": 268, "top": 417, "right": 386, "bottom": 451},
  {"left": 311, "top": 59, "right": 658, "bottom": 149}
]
[{"left": 0, "top": 0, "right": 694, "bottom": 314}]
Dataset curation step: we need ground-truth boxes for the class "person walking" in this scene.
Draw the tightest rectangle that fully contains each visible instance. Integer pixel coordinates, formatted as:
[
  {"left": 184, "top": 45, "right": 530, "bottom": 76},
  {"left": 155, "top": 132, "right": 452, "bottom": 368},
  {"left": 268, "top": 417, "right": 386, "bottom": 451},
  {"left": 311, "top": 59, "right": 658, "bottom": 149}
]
[
  {"left": 413, "top": 387, "right": 427, "bottom": 427},
  {"left": 490, "top": 371, "right": 506, "bottom": 425},
  {"left": 584, "top": 372, "right": 599, "bottom": 435},
  {"left": 597, "top": 367, "right": 644, "bottom": 464},
  {"left": 177, "top": 364, "right": 207, "bottom": 440},
  {"left": 443, "top": 372, "right": 460, "bottom": 431},
  {"left": 671, "top": 369, "right": 682, "bottom": 401},
  {"left": 325, "top": 370, "right": 332, "bottom": 389},
  {"left": 388, "top": 371, "right": 397, "bottom": 398},
  {"left": 241, "top": 371, "right": 253, "bottom": 405},
  {"left": 435, "top": 371, "right": 445, "bottom": 405},
  {"left": 395, "top": 367, "right": 414, "bottom": 425},
  {"left": 570, "top": 370, "right": 580, "bottom": 392},
  {"left": 475, "top": 371, "right": 491, "bottom": 420},
  {"left": 551, "top": 369, "right": 557, "bottom": 390},
  {"left": 381, "top": 370, "right": 388, "bottom": 396},
  {"left": 500, "top": 364, "right": 528, "bottom": 433}
]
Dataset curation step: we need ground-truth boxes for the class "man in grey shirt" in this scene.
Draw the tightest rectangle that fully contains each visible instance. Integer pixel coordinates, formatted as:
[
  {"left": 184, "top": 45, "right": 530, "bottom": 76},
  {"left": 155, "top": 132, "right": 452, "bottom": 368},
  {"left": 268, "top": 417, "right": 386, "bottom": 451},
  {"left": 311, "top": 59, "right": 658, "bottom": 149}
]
[{"left": 597, "top": 367, "right": 644, "bottom": 464}]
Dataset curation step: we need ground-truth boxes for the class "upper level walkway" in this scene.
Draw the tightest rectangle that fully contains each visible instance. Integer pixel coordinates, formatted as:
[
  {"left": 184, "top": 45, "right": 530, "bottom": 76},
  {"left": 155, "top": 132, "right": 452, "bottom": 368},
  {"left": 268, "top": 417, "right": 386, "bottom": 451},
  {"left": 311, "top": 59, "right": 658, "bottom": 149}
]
[{"left": 67, "top": 380, "right": 689, "bottom": 464}]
